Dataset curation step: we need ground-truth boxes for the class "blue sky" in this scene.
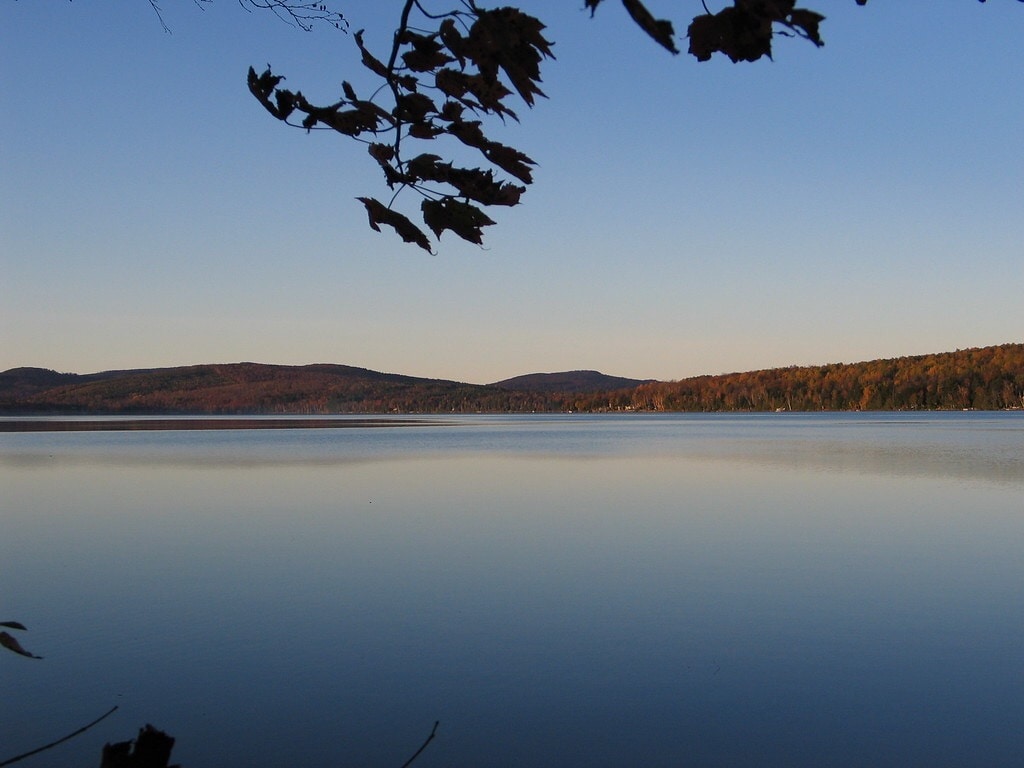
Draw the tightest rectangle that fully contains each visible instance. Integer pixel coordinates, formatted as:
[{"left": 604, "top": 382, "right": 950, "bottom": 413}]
[{"left": 2, "top": 1, "right": 1021, "bottom": 384}]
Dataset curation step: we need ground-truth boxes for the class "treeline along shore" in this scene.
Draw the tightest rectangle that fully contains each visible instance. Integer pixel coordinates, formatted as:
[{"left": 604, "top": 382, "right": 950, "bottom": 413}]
[{"left": 1, "top": 344, "right": 1022, "bottom": 415}]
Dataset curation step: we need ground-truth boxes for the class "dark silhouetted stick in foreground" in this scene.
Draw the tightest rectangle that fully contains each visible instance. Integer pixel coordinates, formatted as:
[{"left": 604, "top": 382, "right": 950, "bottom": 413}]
[
  {"left": 399, "top": 721, "right": 440, "bottom": 768},
  {"left": 0, "top": 705, "right": 119, "bottom": 767}
]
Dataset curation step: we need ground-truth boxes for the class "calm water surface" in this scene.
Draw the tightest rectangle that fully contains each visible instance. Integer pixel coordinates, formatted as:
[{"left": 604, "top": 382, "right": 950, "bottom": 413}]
[{"left": 2, "top": 413, "right": 1023, "bottom": 767}]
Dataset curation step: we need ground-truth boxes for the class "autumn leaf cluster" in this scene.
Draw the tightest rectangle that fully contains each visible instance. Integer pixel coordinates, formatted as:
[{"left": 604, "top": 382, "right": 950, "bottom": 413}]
[
  {"left": 249, "top": 2, "right": 556, "bottom": 251},
  {"left": 248, "top": 1, "right": 878, "bottom": 250}
]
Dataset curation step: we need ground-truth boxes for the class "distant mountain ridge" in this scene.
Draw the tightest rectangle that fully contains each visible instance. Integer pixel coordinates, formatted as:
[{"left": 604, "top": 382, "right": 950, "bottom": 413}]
[
  {"left": 490, "top": 370, "right": 651, "bottom": 393},
  {"left": 2, "top": 343, "right": 1022, "bottom": 413},
  {"left": 0, "top": 366, "right": 125, "bottom": 399},
  {"left": 0, "top": 362, "right": 627, "bottom": 415},
  {"left": 0, "top": 362, "right": 483, "bottom": 414}
]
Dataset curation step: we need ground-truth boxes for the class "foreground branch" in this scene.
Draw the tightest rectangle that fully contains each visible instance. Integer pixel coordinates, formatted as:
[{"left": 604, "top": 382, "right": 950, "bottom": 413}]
[
  {"left": 399, "top": 721, "right": 440, "bottom": 768},
  {"left": 146, "top": 0, "right": 347, "bottom": 33},
  {"left": 0, "top": 706, "right": 119, "bottom": 768}
]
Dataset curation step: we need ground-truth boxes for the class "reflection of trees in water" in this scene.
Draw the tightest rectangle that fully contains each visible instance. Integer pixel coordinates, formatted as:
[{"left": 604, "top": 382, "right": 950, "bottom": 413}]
[{"left": 695, "top": 437, "right": 1024, "bottom": 488}]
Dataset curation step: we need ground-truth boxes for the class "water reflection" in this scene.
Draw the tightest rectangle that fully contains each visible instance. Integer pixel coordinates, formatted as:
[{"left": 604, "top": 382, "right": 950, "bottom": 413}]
[
  {"left": 2, "top": 414, "right": 1023, "bottom": 767},
  {"left": 5, "top": 413, "right": 1023, "bottom": 486}
]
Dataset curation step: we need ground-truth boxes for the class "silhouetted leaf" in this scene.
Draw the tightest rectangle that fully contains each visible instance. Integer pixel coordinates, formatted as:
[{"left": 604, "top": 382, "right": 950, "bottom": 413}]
[
  {"left": 421, "top": 198, "right": 495, "bottom": 245},
  {"left": 368, "top": 143, "right": 395, "bottom": 163},
  {"left": 440, "top": 101, "right": 466, "bottom": 122},
  {"left": 483, "top": 143, "right": 534, "bottom": 184},
  {"left": 486, "top": 181, "right": 525, "bottom": 206},
  {"left": 686, "top": 2, "right": 830, "bottom": 63},
  {"left": 404, "top": 154, "right": 524, "bottom": 206},
  {"left": 465, "top": 8, "right": 553, "bottom": 107},
  {"left": 408, "top": 121, "right": 444, "bottom": 139},
  {"left": 687, "top": 13, "right": 724, "bottom": 62},
  {"left": 1, "top": 630, "right": 42, "bottom": 659},
  {"left": 302, "top": 105, "right": 380, "bottom": 135},
  {"left": 274, "top": 89, "right": 297, "bottom": 121},
  {"left": 354, "top": 30, "right": 389, "bottom": 78},
  {"left": 247, "top": 66, "right": 287, "bottom": 119},
  {"left": 788, "top": 9, "right": 826, "bottom": 46},
  {"left": 404, "top": 153, "right": 442, "bottom": 181},
  {"left": 367, "top": 143, "right": 403, "bottom": 185},
  {"left": 622, "top": 0, "right": 678, "bottom": 54},
  {"left": 438, "top": 18, "right": 468, "bottom": 66},
  {"left": 0, "top": 621, "right": 28, "bottom": 631},
  {"left": 400, "top": 31, "right": 455, "bottom": 72},
  {"left": 442, "top": 121, "right": 534, "bottom": 185},
  {"left": 358, "top": 197, "right": 433, "bottom": 252},
  {"left": 445, "top": 118, "right": 488, "bottom": 148},
  {"left": 395, "top": 92, "right": 437, "bottom": 123},
  {"left": 688, "top": 6, "right": 772, "bottom": 63},
  {"left": 436, "top": 69, "right": 516, "bottom": 117}
]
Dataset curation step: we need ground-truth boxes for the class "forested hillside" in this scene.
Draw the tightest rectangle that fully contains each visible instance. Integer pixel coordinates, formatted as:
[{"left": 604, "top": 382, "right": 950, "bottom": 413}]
[
  {"left": 0, "top": 363, "right": 537, "bottom": 414},
  {"left": 581, "top": 344, "right": 1024, "bottom": 413},
  {"left": 490, "top": 370, "right": 650, "bottom": 393},
  {"left": 2, "top": 344, "right": 1022, "bottom": 414}
]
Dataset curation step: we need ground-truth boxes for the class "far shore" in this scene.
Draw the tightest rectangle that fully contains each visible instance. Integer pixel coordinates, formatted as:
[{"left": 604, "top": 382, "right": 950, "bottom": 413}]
[{"left": 0, "top": 416, "right": 444, "bottom": 432}]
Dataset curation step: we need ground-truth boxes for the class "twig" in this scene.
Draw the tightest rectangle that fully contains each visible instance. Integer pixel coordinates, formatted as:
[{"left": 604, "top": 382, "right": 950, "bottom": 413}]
[
  {"left": 398, "top": 720, "right": 439, "bottom": 768},
  {"left": 384, "top": 0, "right": 420, "bottom": 164},
  {"left": 0, "top": 706, "right": 119, "bottom": 767}
]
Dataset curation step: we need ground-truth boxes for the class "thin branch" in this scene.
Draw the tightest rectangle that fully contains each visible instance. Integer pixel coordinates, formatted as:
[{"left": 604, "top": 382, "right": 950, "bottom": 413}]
[
  {"left": 388, "top": 184, "right": 411, "bottom": 208},
  {"left": 386, "top": 1, "right": 419, "bottom": 78},
  {"left": 148, "top": 0, "right": 171, "bottom": 33},
  {"left": 0, "top": 706, "right": 119, "bottom": 768},
  {"left": 398, "top": 721, "right": 439, "bottom": 768},
  {"left": 147, "top": 0, "right": 347, "bottom": 33},
  {"left": 237, "top": 0, "right": 349, "bottom": 32},
  {"left": 412, "top": 0, "right": 469, "bottom": 21},
  {"left": 385, "top": 0, "right": 420, "bottom": 164}
]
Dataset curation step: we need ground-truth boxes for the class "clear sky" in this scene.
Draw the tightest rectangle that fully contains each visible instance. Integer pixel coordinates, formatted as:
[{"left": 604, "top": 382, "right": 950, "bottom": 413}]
[{"left": 2, "top": 2, "right": 1021, "bottom": 384}]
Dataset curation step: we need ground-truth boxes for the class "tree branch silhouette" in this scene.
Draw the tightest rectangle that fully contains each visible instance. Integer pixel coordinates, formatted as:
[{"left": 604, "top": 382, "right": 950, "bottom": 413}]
[
  {"left": 247, "top": 0, "right": 890, "bottom": 251},
  {"left": 0, "top": 706, "right": 120, "bottom": 768},
  {"left": 398, "top": 720, "right": 440, "bottom": 768},
  {"left": 146, "top": 0, "right": 348, "bottom": 33}
]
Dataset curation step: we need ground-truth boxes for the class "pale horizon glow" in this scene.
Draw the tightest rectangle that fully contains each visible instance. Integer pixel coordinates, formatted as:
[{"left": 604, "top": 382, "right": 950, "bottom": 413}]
[{"left": 2, "top": 2, "right": 1022, "bottom": 385}]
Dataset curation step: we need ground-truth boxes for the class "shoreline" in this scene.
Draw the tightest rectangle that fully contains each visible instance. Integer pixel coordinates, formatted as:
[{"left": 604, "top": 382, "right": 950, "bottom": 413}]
[{"left": 0, "top": 417, "right": 441, "bottom": 432}]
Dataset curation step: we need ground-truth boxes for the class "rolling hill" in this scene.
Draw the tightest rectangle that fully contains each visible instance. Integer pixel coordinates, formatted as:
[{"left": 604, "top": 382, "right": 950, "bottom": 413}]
[
  {"left": 2, "top": 343, "right": 1022, "bottom": 414},
  {"left": 490, "top": 370, "right": 651, "bottom": 393}
]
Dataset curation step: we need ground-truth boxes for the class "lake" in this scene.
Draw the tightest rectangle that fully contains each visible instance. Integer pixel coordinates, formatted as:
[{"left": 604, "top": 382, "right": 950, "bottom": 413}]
[{"left": 2, "top": 412, "right": 1023, "bottom": 767}]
